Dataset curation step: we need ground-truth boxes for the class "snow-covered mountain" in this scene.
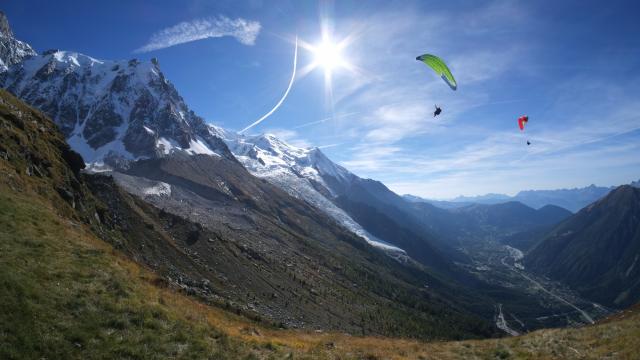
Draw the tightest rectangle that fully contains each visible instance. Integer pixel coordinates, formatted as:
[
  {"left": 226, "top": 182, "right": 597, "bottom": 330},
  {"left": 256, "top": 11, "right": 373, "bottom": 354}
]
[
  {"left": 0, "top": 14, "right": 405, "bottom": 256},
  {"left": 1, "top": 27, "right": 231, "bottom": 166},
  {"left": 211, "top": 128, "right": 405, "bottom": 254}
]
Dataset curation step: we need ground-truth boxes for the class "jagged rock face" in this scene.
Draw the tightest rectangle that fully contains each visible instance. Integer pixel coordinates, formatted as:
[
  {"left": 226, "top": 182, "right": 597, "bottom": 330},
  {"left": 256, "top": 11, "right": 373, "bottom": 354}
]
[
  {"left": 0, "top": 11, "right": 11, "bottom": 36},
  {"left": 0, "top": 11, "right": 37, "bottom": 71},
  {"left": 1, "top": 50, "right": 233, "bottom": 164},
  {"left": 0, "top": 12, "right": 232, "bottom": 166}
]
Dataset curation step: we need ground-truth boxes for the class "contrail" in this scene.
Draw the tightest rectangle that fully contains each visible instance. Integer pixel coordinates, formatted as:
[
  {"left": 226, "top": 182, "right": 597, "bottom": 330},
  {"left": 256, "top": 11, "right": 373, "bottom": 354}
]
[
  {"left": 292, "top": 111, "right": 360, "bottom": 129},
  {"left": 317, "top": 143, "right": 344, "bottom": 149},
  {"left": 240, "top": 37, "right": 298, "bottom": 134}
]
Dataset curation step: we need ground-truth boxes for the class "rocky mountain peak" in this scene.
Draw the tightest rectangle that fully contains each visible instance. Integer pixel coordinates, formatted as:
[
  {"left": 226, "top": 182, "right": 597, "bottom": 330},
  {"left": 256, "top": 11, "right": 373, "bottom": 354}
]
[
  {"left": 1, "top": 46, "right": 233, "bottom": 166},
  {"left": 0, "top": 11, "right": 11, "bottom": 36},
  {"left": 0, "top": 11, "right": 37, "bottom": 71},
  {"left": 0, "top": 10, "right": 235, "bottom": 167}
]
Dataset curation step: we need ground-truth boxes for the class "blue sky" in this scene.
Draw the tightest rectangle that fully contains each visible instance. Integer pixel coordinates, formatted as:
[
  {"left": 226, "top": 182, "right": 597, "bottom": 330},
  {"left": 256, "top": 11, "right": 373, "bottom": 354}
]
[{"left": 5, "top": 0, "right": 640, "bottom": 198}]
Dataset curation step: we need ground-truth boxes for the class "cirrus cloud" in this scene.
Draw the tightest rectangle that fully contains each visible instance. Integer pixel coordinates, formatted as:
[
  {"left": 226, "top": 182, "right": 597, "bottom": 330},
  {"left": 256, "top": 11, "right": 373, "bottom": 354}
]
[{"left": 135, "top": 15, "right": 261, "bottom": 53}]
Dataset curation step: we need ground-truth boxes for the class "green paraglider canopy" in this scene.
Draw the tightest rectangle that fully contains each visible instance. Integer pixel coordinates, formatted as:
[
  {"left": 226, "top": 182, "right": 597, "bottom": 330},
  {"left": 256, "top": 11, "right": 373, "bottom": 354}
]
[{"left": 416, "top": 54, "right": 457, "bottom": 90}]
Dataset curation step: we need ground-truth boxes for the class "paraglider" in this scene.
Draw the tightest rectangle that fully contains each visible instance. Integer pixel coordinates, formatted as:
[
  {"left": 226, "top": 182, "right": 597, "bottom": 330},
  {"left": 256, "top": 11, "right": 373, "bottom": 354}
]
[
  {"left": 416, "top": 54, "right": 457, "bottom": 91},
  {"left": 434, "top": 105, "right": 442, "bottom": 117},
  {"left": 518, "top": 115, "right": 528, "bottom": 131},
  {"left": 518, "top": 115, "right": 530, "bottom": 145}
]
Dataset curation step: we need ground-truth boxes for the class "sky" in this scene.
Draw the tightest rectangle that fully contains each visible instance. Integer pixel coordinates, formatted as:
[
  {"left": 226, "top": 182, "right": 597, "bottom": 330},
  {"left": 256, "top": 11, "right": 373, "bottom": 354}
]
[{"left": 4, "top": 0, "right": 640, "bottom": 199}]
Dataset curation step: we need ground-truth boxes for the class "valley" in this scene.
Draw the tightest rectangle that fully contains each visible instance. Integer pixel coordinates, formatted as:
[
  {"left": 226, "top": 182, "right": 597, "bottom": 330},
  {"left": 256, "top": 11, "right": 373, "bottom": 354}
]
[{"left": 457, "top": 238, "right": 611, "bottom": 333}]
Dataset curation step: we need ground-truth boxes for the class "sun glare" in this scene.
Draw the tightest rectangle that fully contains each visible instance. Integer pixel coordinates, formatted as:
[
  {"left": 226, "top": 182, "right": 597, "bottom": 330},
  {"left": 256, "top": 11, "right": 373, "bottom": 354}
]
[
  {"left": 299, "top": 33, "right": 354, "bottom": 82},
  {"left": 312, "top": 40, "right": 345, "bottom": 72},
  {"left": 297, "top": 21, "right": 362, "bottom": 107}
]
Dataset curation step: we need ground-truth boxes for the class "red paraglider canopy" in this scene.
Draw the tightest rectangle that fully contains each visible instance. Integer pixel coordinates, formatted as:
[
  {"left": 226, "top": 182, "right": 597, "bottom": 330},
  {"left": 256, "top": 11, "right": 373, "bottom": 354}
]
[{"left": 518, "top": 115, "right": 528, "bottom": 131}]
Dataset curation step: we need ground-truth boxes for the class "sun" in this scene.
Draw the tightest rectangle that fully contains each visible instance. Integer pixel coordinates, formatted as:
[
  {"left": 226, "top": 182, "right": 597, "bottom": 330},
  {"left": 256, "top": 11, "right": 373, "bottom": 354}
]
[
  {"left": 312, "top": 39, "right": 346, "bottom": 73},
  {"left": 298, "top": 33, "right": 354, "bottom": 82},
  {"left": 296, "top": 20, "right": 362, "bottom": 108}
]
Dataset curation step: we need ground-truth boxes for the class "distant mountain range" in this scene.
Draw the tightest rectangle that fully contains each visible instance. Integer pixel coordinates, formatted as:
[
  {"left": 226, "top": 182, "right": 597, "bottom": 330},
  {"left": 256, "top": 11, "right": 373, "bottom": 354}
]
[
  {"left": 526, "top": 185, "right": 640, "bottom": 309},
  {"left": 404, "top": 183, "right": 638, "bottom": 213}
]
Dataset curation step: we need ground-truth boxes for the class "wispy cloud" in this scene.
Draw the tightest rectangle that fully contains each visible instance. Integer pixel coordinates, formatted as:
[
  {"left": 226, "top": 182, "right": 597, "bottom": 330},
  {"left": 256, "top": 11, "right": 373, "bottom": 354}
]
[
  {"left": 135, "top": 15, "right": 261, "bottom": 53},
  {"left": 343, "top": 94, "right": 640, "bottom": 199},
  {"left": 363, "top": 102, "right": 440, "bottom": 143}
]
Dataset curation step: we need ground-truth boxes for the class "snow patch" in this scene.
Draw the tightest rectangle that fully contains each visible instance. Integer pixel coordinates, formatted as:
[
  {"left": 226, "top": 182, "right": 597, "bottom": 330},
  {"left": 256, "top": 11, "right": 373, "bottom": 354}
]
[
  {"left": 84, "top": 161, "right": 113, "bottom": 173},
  {"left": 143, "top": 182, "right": 171, "bottom": 196},
  {"left": 156, "top": 137, "right": 221, "bottom": 157},
  {"left": 67, "top": 133, "right": 135, "bottom": 164},
  {"left": 186, "top": 137, "right": 219, "bottom": 156}
]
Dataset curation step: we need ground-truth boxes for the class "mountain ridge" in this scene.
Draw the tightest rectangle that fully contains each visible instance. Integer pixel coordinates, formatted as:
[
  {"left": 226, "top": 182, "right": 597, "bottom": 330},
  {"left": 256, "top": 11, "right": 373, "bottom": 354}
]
[{"left": 526, "top": 185, "right": 640, "bottom": 308}]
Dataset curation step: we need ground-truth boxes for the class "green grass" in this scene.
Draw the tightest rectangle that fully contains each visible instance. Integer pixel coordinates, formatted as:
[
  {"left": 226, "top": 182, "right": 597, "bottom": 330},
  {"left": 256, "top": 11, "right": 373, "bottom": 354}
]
[{"left": 0, "top": 190, "right": 286, "bottom": 360}]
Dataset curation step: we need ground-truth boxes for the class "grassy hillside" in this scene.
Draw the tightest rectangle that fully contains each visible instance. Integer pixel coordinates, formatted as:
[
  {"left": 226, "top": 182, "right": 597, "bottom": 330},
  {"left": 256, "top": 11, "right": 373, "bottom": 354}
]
[
  {"left": 0, "top": 189, "right": 277, "bottom": 359},
  {"left": 2, "top": 187, "right": 640, "bottom": 359}
]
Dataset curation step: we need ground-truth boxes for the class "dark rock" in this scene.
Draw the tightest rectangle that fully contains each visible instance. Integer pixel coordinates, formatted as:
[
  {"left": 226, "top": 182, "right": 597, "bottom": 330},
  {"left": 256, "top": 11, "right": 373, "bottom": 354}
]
[
  {"left": 0, "top": 11, "right": 12, "bottom": 36},
  {"left": 110, "top": 74, "right": 130, "bottom": 93},
  {"left": 35, "top": 61, "right": 57, "bottom": 81},
  {"left": 59, "top": 145, "right": 85, "bottom": 177},
  {"left": 56, "top": 186, "right": 74, "bottom": 202}
]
